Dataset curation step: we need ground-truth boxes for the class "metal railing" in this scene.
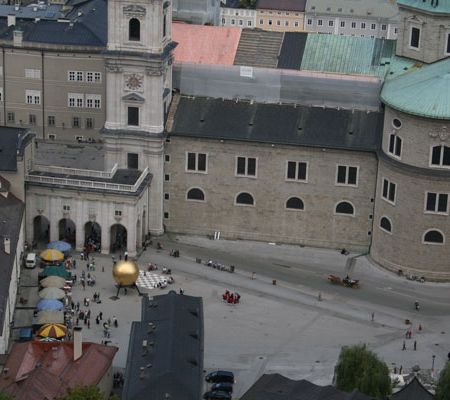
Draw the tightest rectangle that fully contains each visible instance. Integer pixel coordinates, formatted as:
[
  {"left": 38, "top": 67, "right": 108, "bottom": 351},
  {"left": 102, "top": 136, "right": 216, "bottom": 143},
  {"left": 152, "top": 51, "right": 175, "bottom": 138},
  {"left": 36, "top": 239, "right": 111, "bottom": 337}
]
[{"left": 30, "top": 163, "right": 118, "bottom": 179}]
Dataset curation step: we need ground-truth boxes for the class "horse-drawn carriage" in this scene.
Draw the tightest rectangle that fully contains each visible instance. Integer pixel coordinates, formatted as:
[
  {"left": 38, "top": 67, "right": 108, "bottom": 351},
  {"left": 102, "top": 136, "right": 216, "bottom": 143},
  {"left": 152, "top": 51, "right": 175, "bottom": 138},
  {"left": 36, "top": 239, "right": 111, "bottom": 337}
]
[{"left": 327, "top": 274, "right": 360, "bottom": 288}]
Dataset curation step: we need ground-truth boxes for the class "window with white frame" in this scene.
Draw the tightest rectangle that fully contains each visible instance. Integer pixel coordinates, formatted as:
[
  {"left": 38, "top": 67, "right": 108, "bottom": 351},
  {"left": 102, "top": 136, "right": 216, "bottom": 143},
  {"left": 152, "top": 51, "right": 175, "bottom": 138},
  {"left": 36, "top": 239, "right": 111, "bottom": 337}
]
[
  {"left": 381, "top": 24, "right": 387, "bottom": 30},
  {"left": 86, "top": 94, "right": 102, "bottom": 109},
  {"left": 340, "top": 21, "right": 345, "bottom": 27},
  {"left": 382, "top": 178, "right": 396, "bottom": 204},
  {"left": 76, "top": 71, "right": 83, "bottom": 81},
  {"left": 186, "top": 152, "right": 207, "bottom": 173},
  {"left": 423, "top": 229, "right": 444, "bottom": 244},
  {"left": 430, "top": 145, "right": 450, "bottom": 167},
  {"left": 63, "top": 204, "right": 71, "bottom": 211},
  {"left": 371, "top": 23, "right": 376, "bottom": 30},
  {"left": 286, "top": 161, "right": 307, "bottom": 181},
  {"left": 410, "top": 26, "right": 420, "bottom": 49},
  {"left": 68, "top": 93, "right": 84, "bottom": 108},
  {"left": 86, "top": 117, "right": 94, "bottom": 129},
  {"left": 336, "top": 165, "right": 358, "bottom": 186},
  {"left": 25, "top": 90, "right": 40, "bottom": 105},
  {"left": 294, "top": 21, "right": 299, "bottom": 27},
  {"left": 335, "top": 201, "right": 355, "bottom": 215},
  {"left": 318, "top": 19, "right": 323, "bottom": 26},
  {"left": 236, "top": 156, "right": 257, "bottom": 177},
  {"left": 351, "top": 22, "right": 356, "bottom": 28},
  {"left": 68, "top": 71, "right": 76, "bottom": 81},
  {"left": 115, "top": 210, "right": 122, "bottom": 217},
  {"left": 361, "top": 22, "right": 366, "bottom": 29},
  {"left": 68, "top": 71, "right": 84, "bottom": 81},
  {"left": 425, "top": 192, "right": 448, "bottom": 214},
  {"left": 25, "top": 68, "right": 41, "bottom": 79},
  {"left": 379, "top": 216, "right": 392, "bottom": 233},
  {"left": 86, "top": 72, "right": 101, "bottom": 83},
  {"left": 328, "top": 20, "right": 334, "bottom": 27},
  {"left": 388, "top": 134, "right": 402, "bottom": 158}
]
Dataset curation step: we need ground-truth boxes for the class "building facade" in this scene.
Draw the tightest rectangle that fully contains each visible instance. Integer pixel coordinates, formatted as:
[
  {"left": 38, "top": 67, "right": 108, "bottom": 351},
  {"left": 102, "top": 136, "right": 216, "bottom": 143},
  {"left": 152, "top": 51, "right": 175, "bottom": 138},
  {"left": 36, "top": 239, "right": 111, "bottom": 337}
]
[{"left": 256, "top": 0, "right": 306, "bottom": 32}]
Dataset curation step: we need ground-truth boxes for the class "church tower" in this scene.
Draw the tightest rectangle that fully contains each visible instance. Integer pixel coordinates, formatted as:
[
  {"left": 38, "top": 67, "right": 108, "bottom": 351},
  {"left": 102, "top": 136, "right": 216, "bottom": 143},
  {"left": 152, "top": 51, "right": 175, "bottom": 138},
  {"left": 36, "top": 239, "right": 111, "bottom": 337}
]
[{"left": 102, "top": 0, "right": 175, "bottom": 235}]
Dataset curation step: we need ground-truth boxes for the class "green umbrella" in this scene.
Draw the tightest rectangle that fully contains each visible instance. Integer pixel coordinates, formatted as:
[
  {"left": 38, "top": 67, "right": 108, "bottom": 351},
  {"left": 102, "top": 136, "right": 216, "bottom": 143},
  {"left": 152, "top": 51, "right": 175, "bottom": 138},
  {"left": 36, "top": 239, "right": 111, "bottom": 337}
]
[{"left": 42, "top": 266, "right": 70, "bottom": 279}]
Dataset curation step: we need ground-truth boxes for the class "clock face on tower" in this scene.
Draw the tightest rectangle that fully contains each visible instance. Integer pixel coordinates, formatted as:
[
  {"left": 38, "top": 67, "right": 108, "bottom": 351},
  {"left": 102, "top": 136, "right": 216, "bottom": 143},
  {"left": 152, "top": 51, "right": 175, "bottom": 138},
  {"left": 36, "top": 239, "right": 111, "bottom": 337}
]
[{"left": 124, "top": 73, "right": 144, "bottom": 92}]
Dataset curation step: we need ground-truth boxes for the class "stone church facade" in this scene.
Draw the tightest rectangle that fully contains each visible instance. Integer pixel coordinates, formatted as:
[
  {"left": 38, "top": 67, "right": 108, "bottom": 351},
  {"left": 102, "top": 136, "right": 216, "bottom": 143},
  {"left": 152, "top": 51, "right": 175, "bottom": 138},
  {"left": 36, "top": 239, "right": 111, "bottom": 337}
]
[{"left": 0, "top": 0, "right": 447, "bottom": 278}]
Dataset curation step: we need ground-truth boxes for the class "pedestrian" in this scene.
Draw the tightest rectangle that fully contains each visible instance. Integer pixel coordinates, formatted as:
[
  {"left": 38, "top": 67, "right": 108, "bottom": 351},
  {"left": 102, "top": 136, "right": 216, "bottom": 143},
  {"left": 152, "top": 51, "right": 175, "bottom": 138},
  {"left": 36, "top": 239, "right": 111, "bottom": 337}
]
[
  {"left": 251, "top": 272, "right": 255, "bottom": 280},
  {"left": 86, "top": 262, "right": 89, "bottom": 270},
  {"left": 179, "top": 288, "right": 184, "bottom": 295},
  {"left": 76, "top": 318, "right": 79, "bottom": 326},
  {"left": 402, "top": 341, "right": 406, "bottom": 351},
  {"left": 87, "top": 310, "right": 91, "bottom": 319},
  {"left": 414, "top": 341, "right": 417, "bottom": 351},
  {"left": 318, "top": 292, "right": 322, "bottom": 301},
  {"left": 76, "top": 301, "right": 80, "bottom": 311},
  {"left": 84, "top": 316, "right": 87, "bottom": 325},
  {"left": 87, "top": 319, "right": 90, "bottom": 329},
  {"left": 99, "top": 312, "right": 103, "bottom": 320},
  {"left": 71, "top": 301, "right": 74, "bottom": 309},
  {"left": 371, "top": 312, "right": 375, "bottom": 322},
  {"left": 124, "top": 288, "right": 127, "bottom": 295},
  {"left": 113, "top": 316, "right": 118, "bottom": 328},
  {"left": 102, "top": 266, "right": 105, "bottom": 272},
  {"left": 73, "top": 259, "right": 76, "bottom": 269},
  {"left": 81, "top": 280, "right": 86, "bottom": 290},
  {"left": 124, "top": 251, "right": 128, "bottom": 261},
  {"left": 399, "top": 365, "right": 403, "bottom": 374},
  {"left": 108, "top": 318, "right": 112, "bottom": 326},
  {"left": 96, "top": 316, "right": 100, "bottom": 324}
]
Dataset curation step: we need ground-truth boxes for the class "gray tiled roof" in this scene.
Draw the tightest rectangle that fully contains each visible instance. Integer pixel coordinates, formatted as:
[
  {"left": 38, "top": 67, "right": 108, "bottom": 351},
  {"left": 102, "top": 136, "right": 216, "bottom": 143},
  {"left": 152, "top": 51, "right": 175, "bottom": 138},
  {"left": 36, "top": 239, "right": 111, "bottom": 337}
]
[
  {"left": 170, "top": 96, "right": 383, "bottom": 152},
  {"left": 256, "top": 0, "right": 307, "bottom": 12},
  {"left": 122, "top": 292, "right": 204, "bottom": 400},
  {"left": 0, "top": 127, "right": 32, "bottom": 171}
]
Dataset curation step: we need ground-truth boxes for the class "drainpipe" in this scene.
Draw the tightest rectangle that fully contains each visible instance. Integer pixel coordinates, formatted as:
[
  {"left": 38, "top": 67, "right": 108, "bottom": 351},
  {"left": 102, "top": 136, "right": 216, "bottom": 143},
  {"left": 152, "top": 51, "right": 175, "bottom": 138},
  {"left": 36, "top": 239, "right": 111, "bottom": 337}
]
[{"left": 41, "top": 50, "right": 45, "bottom": 139}]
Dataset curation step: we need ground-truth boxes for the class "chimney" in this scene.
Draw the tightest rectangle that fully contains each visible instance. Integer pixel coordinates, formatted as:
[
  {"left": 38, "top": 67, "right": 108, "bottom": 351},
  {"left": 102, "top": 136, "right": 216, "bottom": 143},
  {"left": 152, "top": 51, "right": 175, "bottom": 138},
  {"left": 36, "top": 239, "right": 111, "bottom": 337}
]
[
  {"left": 7, "top": 15, "right": 16, "bottom": 27},
  {"left": 4, "top": 238, "right": 10, "bottom": 255},
  {"left": 13, "top": 29, "right": 23, "bottom": 47},
  {"left": 73, "top": 327, "right": 82, "bottom": 361}
]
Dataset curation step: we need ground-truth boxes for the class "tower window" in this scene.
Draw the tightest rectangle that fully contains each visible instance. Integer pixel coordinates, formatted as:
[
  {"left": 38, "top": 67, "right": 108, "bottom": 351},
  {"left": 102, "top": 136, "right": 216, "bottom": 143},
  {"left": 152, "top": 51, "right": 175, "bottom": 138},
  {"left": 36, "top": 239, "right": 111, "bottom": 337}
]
[
  {"left": 410, "top": 26, "right": 420, "bottom": 49},
  {"left": 128, "top": 107, "right": 139, "bottom": 126},
  {"left": 129, "top": 18, "right": 141, "bottom": 41},
  {"left": 163, "top": 14, "right": 167, "bottom": 38}
]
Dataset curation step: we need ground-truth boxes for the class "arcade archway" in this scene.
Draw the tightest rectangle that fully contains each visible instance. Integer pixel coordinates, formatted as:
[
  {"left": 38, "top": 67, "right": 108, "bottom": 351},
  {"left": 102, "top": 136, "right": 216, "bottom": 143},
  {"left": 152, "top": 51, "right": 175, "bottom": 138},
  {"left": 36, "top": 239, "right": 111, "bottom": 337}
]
[
  {"left": 84, "top": 222, "right": 101, "bottom": 252},
  {"left": 33, "top": 215, "right": 50, "bottom": 246},
  {"left": 110, "top": 224, "right": 127, "bottom": 253},
  {"left": 58, "top": 218, "right": 76, "bottom": 247}
]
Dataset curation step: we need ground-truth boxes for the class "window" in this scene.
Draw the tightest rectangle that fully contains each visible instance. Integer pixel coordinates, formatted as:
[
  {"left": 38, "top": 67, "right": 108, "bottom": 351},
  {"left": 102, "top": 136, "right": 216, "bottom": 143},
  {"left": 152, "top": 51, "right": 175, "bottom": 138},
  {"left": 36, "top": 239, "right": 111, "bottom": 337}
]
[
  {"left": 388, "top": 135, "right": 402, "bottom": 158},
  {"left": 239, "top": 20, "right": 243, "bottom": 25},
  {"left": 423, "top": 229, "right": 444, "bottom": 244},
  {"left": 286, "top": 161, "right": 307, "bottom": 181},
  {"left": 25, "top": 68, "right": 40, "bottom": 79},
  {"left": 335, "top": 201, "right": 354, "bottom": 215},
  {"left": 351, "top": 22, "right": 356, "bottom": 28},
  {"left": 447, "top": 33, "right": 450, "bottom": 54},
  {"left": 268, "top": 19, "right": 272, "bottom": 25},
  {"left": 25, "top": 89, "right": 40, "bottom": 104},
  {"left": 165, "top": 154, "right": 170, "bottom": 162},
  {"left": 307, "top": 19, "right": 312, "bottom": 25},
  {"left": 285, "top": 21, "right": 289, "bottom": 26},
  {"left": 127, "top": 153, "right": 139, "bottom": 169},
  {"left": 392, "top": 118, "right": 402, "bottom": 129},
  {"left": 186, "top": 152, "right": 207, "bottom": 173},
  {"left": 382, "top": 178, "right": 396, "bottom": 204},
  {"left": 128, "top": 106, "right": 139, "bottom": 126},
  {"left": 68, "top": 93, "right": 84, "bottom": 108},
  {"left": 294, "top": 21, "right": 299, "bottom": 27},
  {"left": 235, "top": 192, "right": 254, "bottom": 206},
  {"left": 381, "top": 24, "right": 387, "bottom": 31},
  {"left": 86, "top": 72, "right": 101, "bottom": 83},
  {"left": 48, "top": 115, "right": 55, "bottom": 126},
  {"left": 28, "top": 114, "right": 36, "bottom": 125},
  {"left": 431, "top": 145, "right": 450, "bottom": 167},
  {"left": 371, "top": 23, "right": 376, "bottom": 30},
  {"left": 86, "top": 117, "right": 94, "bottom": 129},
  {"left": 86, "top": 94, "right": 101, "bottom": 109},
  {"left": 68, "top": 71, "right": 76, "bottom": 81},
  {"left": 318, "top": 19, "right": 323, "bottom": 26},
  {"left": 76, "top": 71, "right": 83, "bottom": 81},
  {"left": 236, "top": 156, "right": 257, "bottom": 177},
  {"left": 222, "top": 18, "right": 225, "bottom": 24},
  {"left": 129, "top": 18, "right": 140, "bottom": 41},
  {"left": 187, "top": 188, "right": 205, "bottom": 201},
  {"left": 394, "top": 28, "right": 398, "bottom": 34},
  {"left": 425, "top": 192, "right": 448, "bottom": 214},
  {"left": 231, "top": 19, "right": 235, "bottom": 24},
  {"left": 361, "top": 22, "right": 366, "bottom": 29},
  {"left": 163, "top": 14, "right": 167, "bottom": 37},
  {"left": 164, "top": 193, "right": 170, "bottom": 200},
  {"left": 336, "top": 165, "right": 358, "bottom": 186},
  {"left": 328, "top": 20, "right": 334, "bottom": 27},
  {"left": 380, "top": 217, "right": 392, "bottom": 233},
  {"left": 115, "top": 210, "right": 122, "bottom": 217},
  {"left": 247, "top": 21, "right": 252, "bottom": 26},
  {"left": 164, "top": 174, "right": 170, "bottom": 181},
  {"left": 286, "top": 197, "right": 304, "bottom": 210},
  {"left": 48, "top": 134, "right": 56, "bottom": 140},
  {"left": 7, "top": 112, "right": 14, "bottom": 123},
  {"left": 276, "top": 20, "right": 280, "bottom": 26},
  {"left": 340, "top": 21, "right": 345, "bottom": 28},
  {"left": 410, "top": 26, "right": 420, "bottom": 49},
  {"left": 259, "top": 19, "right": 263, "bottom": 24},
  {"left": 63, "top": 204, "right": 71, "bottom": 211},
  {"left": 164, "top": 212, "right": 169, "bottom": 219},
  {"left": 72, "top": 117, "right": 80, "bottom": 128}
]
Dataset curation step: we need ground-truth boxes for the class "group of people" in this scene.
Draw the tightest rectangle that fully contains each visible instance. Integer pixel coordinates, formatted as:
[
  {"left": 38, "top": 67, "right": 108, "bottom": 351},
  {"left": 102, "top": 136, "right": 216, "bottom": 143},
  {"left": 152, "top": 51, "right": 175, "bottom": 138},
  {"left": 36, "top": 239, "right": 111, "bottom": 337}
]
[{"left": 222, "top": 290, "right": 241, "bottom": 304}]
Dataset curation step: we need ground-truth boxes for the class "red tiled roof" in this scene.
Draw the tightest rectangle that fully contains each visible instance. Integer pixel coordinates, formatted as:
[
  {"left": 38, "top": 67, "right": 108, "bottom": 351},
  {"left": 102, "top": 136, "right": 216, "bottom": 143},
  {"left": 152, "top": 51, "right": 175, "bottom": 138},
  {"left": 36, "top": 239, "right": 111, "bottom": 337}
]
[
  {"left": 173, "top": 23, "right": 242, "bottom": 65},
  {"left": 0, "top": 341, "right": 117, "bottom": 400}
]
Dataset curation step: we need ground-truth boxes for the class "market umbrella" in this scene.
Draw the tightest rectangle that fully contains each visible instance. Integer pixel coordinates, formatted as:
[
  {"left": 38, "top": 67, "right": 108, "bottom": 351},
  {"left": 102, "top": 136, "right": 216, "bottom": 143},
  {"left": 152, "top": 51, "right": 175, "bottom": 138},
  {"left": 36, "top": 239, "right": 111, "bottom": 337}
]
[
  {"left": 38, "top": 287, "right": 65, "bottom": 300},
  {"left": 37, "top": 323, "right": 67, "bottom": 338},
  {"left": 40, "top": 249, "right": 64, "bottom": 263},
  {"left": 36, "top": 299, "right": 64, "bottom": 311},
  {"left": 41, "top": 266, "right": 70, "bottom": 279},
  {"left": 47, "top": 241, "right": 72, "bottom": 253},
  {"left": 36, "top": 311, "right": 64, "bottom": 325},
  {"left": 40, "top": 276, "right": 66, "bottom": 288}
]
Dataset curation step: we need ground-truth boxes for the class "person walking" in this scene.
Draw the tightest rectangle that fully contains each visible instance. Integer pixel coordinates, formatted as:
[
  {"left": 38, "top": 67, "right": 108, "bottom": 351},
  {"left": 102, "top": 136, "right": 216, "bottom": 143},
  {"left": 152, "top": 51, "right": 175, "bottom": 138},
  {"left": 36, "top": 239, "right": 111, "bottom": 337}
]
[
  {"left": 99, "top": 312, "right": 103, "bottom": 320},
  {"left": 414, "top": 341, "right": 417, "bottom": 351},
  {"left": 402, "top": 341, "right": 406, "bottom": 350}
]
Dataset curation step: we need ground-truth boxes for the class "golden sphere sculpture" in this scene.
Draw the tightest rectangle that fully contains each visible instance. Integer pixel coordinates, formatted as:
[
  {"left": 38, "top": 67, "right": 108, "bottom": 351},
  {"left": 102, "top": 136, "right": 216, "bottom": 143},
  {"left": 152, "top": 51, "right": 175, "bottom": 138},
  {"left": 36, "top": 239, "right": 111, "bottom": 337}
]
[{"left": 112, "top": 260, "right": 139, "bottom": 286}]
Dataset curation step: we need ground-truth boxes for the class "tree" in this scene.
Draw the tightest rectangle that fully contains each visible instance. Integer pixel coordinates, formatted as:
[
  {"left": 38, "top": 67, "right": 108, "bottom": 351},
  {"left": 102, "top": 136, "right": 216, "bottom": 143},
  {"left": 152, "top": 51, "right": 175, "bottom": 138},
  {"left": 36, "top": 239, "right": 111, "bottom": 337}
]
[
  {"left": 0, "top": 392, "right": 14, "bottom": 400},
  {"left": 335, "top": 344, "right": 391, "bottom": 399},
  {"left": 436, "top": 362, "right": 450, "bottom": 400},
  {"left": 57, "top": 385, "right": 119, "bottom": 400}
]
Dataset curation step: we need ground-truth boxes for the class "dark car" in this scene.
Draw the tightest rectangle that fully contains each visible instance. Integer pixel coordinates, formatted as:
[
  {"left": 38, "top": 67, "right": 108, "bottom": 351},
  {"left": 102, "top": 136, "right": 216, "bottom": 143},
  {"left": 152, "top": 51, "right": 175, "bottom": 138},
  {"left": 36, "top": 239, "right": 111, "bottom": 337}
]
[
  {"left": 211, "top": 382, "right": 233, "bottom": 393},
  {"left": 205, "top": 370, "right": 235, "bottom": 383},
  {"left": 203, "top": 391, "right": 232, "bottom": 400}
]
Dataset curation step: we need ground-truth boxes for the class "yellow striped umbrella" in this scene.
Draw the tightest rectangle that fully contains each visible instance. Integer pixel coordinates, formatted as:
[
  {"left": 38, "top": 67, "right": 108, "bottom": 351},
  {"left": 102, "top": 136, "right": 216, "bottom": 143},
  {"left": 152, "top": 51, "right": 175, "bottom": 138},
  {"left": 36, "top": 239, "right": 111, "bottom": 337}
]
[
  {"left": 40, "top": 249, "right": 64, "bottom": 263},
  {"left": 37, "top": 323, "right": 67, "bottom": 338}
]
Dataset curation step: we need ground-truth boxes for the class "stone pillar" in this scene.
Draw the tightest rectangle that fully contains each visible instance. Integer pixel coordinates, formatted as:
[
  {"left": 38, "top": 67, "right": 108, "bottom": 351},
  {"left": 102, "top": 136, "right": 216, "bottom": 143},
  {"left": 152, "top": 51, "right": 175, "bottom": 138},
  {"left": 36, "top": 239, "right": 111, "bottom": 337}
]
[
  {"left": 75, "top": 221, "right": 84, "bottom": 252},
  {"left": 127, "top": 217, "right": 137, "bottom": 257},
  {"left": 101, "top": 223, "right": 110, "bottom": 255},
  {"left": 50, "top": 217, "right": 58, "bottom": 242}
]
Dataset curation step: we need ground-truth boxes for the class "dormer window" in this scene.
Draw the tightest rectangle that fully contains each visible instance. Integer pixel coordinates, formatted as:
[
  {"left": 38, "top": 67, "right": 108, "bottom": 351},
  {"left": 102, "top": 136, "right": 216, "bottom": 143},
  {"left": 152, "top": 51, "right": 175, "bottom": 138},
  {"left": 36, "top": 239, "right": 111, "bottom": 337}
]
[{"left": 129, "top": 18, "right": 140, "bottom": 41}]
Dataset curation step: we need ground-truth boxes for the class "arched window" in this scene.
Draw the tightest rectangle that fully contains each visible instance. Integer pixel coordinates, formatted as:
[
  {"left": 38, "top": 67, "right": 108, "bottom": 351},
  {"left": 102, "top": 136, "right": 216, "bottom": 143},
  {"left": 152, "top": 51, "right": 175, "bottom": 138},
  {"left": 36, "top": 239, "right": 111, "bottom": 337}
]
[
  {"left": 286, "top": 197, "right": 304, "bottom": 210},
  {"left": 129, "top": 18, "right": 140, "bottom": 41},
  {"left": 335, "top": 201, "right": 354, "bottom": 215},
  {"left": 236, "top": 192, "right": 254, "bottom": 206},
  {"left": 380, "top": 217, "right": 392, "bottom": 233},
  {"left": 431, "top": 145, "right": 450, "bottom": 167},
  {"left": 423, "top": 229, "right": 444, "bottom": 244},
  {"left": 186, "top": 188, "right": 205, "bottom": 201}
]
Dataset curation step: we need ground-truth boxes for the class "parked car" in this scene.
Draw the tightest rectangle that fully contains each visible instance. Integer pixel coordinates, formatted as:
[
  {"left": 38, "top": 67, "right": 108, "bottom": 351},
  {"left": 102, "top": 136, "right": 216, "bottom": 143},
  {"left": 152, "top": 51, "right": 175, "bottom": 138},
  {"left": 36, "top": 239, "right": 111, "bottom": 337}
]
[
  {"left": 211, "top": 382, "right": 233, "bottom": 393},
  {"left": 25, "top": 253, "right": 37, "bottom": 269},
  {"left": 203, "top": 391, "right": 232, "bottom": 400},
  {"left": 205, "top": 370, "right": 234, "bottom": 383}
]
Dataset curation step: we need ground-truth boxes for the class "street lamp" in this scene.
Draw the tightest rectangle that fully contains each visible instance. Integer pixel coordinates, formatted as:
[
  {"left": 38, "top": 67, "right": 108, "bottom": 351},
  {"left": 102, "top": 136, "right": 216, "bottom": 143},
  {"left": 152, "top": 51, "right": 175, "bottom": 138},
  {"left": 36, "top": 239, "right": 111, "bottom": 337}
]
[{"left": 432, "top": 355, "right": 436, "bottom": 371}]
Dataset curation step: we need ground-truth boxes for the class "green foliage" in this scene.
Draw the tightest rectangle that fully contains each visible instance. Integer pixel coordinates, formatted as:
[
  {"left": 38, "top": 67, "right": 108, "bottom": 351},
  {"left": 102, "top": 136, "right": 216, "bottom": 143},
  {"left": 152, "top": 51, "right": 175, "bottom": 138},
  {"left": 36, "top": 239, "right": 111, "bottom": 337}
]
[
  {"left": 436, "top": 362, "right": 450, "bottom": 400},
  {"left": 335, "top": 344, "right": 391, "bottom": 399},
  {"left": 57, "top": 385, "right": 118, "bottom": 400},
  {"left": 239, "top": 0, "right": 257, "bottom": 9},
  {"left": 0, "top": 391, "right": 14, "bottom": 400}
]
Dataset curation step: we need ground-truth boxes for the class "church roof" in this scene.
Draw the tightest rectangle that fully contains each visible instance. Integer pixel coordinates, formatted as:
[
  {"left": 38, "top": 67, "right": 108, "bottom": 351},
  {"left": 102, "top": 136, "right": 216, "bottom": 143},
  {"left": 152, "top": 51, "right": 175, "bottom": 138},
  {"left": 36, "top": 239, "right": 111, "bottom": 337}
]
[
  {"left": 391, "top": 376, "right": 434, "bottom": 400},
  {"left": 398, "top": 0, "right": 450, "bottom": 14},
  {"left": 380, "top": 57, "right": 450, "bottom": 119}
]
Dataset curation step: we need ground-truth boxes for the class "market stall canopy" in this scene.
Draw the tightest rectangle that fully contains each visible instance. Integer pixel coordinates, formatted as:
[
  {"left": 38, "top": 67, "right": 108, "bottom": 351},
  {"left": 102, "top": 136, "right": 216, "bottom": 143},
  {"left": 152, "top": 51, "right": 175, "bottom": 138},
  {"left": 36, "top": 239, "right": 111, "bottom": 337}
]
[
  {"left": 40, "top": 249, "right": 64, "bottom": 263},
  {"left": 47, "top": 240, "right": 72, "bottom": 253},
  {"left": 37, "top": 323, "right": 67, "bottom": 338},
  {"left": 41, "top": 266, "right": 70, "bottom": 279},
  {"left": 36, "top": 311, "right": 64, "bottom": 325},
  {"left": 38, "top": 287, "right": 65, "bottom": 300},
  {"left": 36, "top": 299, "right": 64, "bottom": 311},
  {"left": 40, "top": 276, "right": 66, "bottom": 288}
]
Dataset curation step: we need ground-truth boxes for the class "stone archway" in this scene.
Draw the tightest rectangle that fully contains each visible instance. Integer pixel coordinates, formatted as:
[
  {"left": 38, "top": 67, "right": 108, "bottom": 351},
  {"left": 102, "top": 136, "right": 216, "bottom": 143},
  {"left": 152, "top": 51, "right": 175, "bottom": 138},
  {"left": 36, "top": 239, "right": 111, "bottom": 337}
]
[
  {"left": 110, "top": 224, "right": 127, "bottom": 253},
  {"left": 33, "top": 215, "right": 50, "bottom": 246},
  {"left": 58, "top": 218, "right": 76, "bottom": 247},
  {"left": 84, "top": 222, "right": 102, "bottom": 252}
]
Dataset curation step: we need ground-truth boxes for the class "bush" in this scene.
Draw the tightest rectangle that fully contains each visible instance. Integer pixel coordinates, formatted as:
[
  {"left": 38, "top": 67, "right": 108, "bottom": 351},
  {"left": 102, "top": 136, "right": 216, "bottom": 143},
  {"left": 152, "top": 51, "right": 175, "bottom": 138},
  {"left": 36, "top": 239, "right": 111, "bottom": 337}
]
[{"left": 436, "top": 362, "right": 450, "bottom": 400}]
